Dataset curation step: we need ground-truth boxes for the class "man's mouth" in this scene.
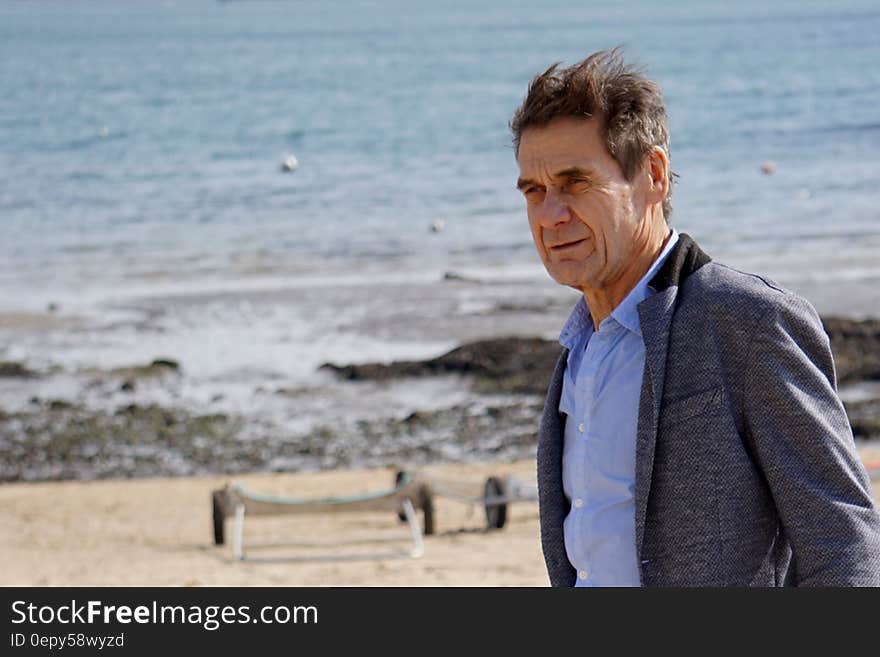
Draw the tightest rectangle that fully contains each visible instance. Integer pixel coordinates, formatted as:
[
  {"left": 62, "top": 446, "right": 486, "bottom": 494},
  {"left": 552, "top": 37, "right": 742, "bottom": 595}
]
[{"left": 548, "top": 238, "right": 587, "bottom": 252}]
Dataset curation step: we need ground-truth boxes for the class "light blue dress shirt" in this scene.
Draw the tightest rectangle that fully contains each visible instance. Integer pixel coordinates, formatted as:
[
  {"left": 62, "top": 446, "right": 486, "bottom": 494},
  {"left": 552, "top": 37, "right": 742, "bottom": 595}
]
[{"left": 559, "top": 228, "right": 679, "bottom": 587}]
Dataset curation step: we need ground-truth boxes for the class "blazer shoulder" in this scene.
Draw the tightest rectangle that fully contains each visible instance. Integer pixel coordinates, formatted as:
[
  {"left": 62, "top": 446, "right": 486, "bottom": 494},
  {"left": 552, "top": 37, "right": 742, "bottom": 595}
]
[{"left": 682, "top": 261, "right": 824, "bottom": 331}]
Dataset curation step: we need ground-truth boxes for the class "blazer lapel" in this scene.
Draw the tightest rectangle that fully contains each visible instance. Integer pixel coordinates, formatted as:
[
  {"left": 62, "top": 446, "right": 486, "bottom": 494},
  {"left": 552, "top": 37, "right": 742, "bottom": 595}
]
[
  {"left": 634, "top": 288, "right": 677, "bottom": 558},
  {"left": 538, "top": 348, "right": 568, "bottom": 506},
  {"left": 537, "top": 348, "right": 573, "bottom": 583}
]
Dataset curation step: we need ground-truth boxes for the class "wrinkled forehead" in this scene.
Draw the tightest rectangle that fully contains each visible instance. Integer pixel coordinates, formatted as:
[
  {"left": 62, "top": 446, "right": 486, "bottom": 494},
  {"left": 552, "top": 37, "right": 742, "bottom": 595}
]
[{"left": 516, "top": 117, "right": 612, "bottom": 177}]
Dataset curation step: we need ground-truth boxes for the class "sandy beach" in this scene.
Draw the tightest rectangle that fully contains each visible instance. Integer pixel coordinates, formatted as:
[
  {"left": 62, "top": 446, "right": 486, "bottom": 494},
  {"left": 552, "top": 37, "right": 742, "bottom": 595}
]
[
  {"left": 1, "top": 458, "right": 551, "bottom": 586},
  {"left": 3, "top": 448, "right": 879, "bottom": 587}
]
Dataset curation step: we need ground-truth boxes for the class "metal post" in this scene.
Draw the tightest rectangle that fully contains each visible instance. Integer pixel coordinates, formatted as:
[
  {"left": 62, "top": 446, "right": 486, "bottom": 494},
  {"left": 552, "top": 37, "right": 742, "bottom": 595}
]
[
  {"left": 232, "top": 503, "right": 245, "bottom": 560},
  {"left": 401, "top": 499, "right": 424, "bottom": 558}
]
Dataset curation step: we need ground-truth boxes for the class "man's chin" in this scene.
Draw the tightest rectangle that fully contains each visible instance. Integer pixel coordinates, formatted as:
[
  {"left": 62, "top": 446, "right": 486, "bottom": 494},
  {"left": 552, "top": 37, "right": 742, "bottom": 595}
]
[{"left": 547, "top": 265, "right": 588, "bottom": 290}]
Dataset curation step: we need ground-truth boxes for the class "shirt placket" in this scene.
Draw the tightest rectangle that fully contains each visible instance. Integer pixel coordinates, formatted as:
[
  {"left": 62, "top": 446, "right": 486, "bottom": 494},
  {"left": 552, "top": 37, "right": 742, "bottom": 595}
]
[{"left": 574, "top": 329, "right": 605, "bottom": 585}]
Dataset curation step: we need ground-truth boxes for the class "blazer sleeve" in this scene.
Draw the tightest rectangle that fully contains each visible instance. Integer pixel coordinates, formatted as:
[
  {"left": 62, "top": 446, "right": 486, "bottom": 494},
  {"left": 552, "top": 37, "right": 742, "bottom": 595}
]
[{"left": 736, "top": 293, "right": 880, "bottom": 586}]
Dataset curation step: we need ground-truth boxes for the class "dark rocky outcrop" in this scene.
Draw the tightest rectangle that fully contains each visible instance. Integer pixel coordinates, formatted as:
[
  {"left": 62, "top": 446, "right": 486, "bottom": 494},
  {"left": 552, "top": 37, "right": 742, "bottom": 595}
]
[
  {"left": 0, "top": 361, "right": 37, "bottom": 378},
  {"left": 844, "top": 398, "right": 880, "bottom": 440},
  {"left": 150, "top": 359, "right": 180, "bottom": 371},
  {"left": 107, "top": 359, "right": 182, "bottom": 380},
  {"left": 0, "top": 403, "right": 243, "bottom": 482},
  {"left": 322, "top": 317, "right": 880, "bottom": 392},
  {"left": 823, "top": 317, "right": 880, "bottom": 383},
  {"left": 321, "top": 337, "right": 561, "bottom": 394}
]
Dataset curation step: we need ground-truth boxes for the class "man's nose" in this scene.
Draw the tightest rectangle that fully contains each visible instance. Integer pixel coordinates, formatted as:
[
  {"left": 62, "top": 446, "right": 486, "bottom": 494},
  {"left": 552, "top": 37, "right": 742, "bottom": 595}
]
[{"left": 537, "top": 191, "right": 571, "bottom": 228}]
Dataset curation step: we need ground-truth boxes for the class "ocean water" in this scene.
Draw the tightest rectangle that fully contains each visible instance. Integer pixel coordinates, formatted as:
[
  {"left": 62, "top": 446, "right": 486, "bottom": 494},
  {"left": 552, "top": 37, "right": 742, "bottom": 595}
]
[{"left": 2, "top": 0, "right": 880, "bottom": 310}]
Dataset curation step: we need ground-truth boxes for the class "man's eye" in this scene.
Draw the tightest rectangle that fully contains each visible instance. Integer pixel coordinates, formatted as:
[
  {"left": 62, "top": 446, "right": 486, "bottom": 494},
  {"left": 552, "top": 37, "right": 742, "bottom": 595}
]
[
  {"left": 523, "top": 186, "right": 545, "bottom": 198},
  {"left": 566, "top": 178, "right": 591, "bottom": 191}
]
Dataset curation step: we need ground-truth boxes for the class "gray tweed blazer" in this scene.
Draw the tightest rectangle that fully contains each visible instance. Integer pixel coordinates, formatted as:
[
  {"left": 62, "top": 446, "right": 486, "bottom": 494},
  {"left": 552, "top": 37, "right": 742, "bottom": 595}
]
[{"left": 537, "top": 234, "right": 880, "bottom": 586}]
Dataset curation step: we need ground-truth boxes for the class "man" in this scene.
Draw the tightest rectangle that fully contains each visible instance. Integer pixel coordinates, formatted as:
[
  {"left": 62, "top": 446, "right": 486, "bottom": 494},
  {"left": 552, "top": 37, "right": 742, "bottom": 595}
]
[{"left": 511, "top": 48, "right": 880, "bottom": 586}]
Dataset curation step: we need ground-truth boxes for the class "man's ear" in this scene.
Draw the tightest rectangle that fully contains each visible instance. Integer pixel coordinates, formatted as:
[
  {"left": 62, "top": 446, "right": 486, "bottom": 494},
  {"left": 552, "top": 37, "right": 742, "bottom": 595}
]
[{"left": 644, "top": 146, "right": 669, "bottom": 206}]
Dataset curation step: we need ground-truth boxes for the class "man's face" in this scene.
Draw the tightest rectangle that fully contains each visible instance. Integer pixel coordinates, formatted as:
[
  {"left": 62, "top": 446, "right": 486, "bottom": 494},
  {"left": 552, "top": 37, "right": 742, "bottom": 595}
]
[{"left": 516, "top": 117, "right": 652, "bottom": 295}]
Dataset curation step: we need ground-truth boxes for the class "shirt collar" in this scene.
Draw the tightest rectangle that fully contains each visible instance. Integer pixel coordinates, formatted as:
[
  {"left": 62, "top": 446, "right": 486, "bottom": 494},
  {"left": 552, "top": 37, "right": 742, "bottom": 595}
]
[
  {"left": 558, "top": 227, "right": 679, "bottom": 346},
  {"left": 611, "top": 228, "right": 679, "bottom": 337},
  {"left": 559, "top": 295, "right": 593, "bottom": 349}
]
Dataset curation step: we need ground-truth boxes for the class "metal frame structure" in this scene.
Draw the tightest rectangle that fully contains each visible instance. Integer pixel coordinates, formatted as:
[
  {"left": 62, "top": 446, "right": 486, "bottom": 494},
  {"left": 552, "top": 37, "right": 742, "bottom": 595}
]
[
  {"left": 396, "top": 471, "right": 537, "bottom": 530},
  {"left": 212, "top": 477, "right": 434, "bottom": 560}
]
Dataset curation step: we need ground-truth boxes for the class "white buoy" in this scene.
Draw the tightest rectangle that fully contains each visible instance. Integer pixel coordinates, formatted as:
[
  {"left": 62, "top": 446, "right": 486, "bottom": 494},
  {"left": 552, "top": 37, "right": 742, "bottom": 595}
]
[
  {"left": 430, "top": 219, "right": 445, "bottom": 233},
  {"left": 281, "top": 154, "right": 299, "bottom": 172}
]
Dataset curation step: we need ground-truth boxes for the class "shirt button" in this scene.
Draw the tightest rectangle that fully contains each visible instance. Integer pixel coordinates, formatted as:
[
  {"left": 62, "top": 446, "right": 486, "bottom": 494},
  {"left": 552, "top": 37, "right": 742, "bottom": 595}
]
[
  {"left": 579, "top": 570, "right": 589, "bottom": 580},
  {"left": 574, "top": 498, "right": 583, "bottom": 508},
  {"left": 577, "top": 422, "right": 585, "bottom": 433}
]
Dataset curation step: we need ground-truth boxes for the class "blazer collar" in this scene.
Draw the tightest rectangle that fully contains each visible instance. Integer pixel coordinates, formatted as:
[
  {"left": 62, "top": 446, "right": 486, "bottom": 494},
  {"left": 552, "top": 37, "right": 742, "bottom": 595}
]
[{"left": 648, "top": 232, "right": 712, "bottom": 292}]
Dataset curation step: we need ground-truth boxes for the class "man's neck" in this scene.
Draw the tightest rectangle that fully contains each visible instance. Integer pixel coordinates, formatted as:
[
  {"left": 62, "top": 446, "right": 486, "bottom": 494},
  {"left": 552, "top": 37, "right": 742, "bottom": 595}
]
[{"left": 581, "top": 227, "right": 672, "bottom": 330}]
